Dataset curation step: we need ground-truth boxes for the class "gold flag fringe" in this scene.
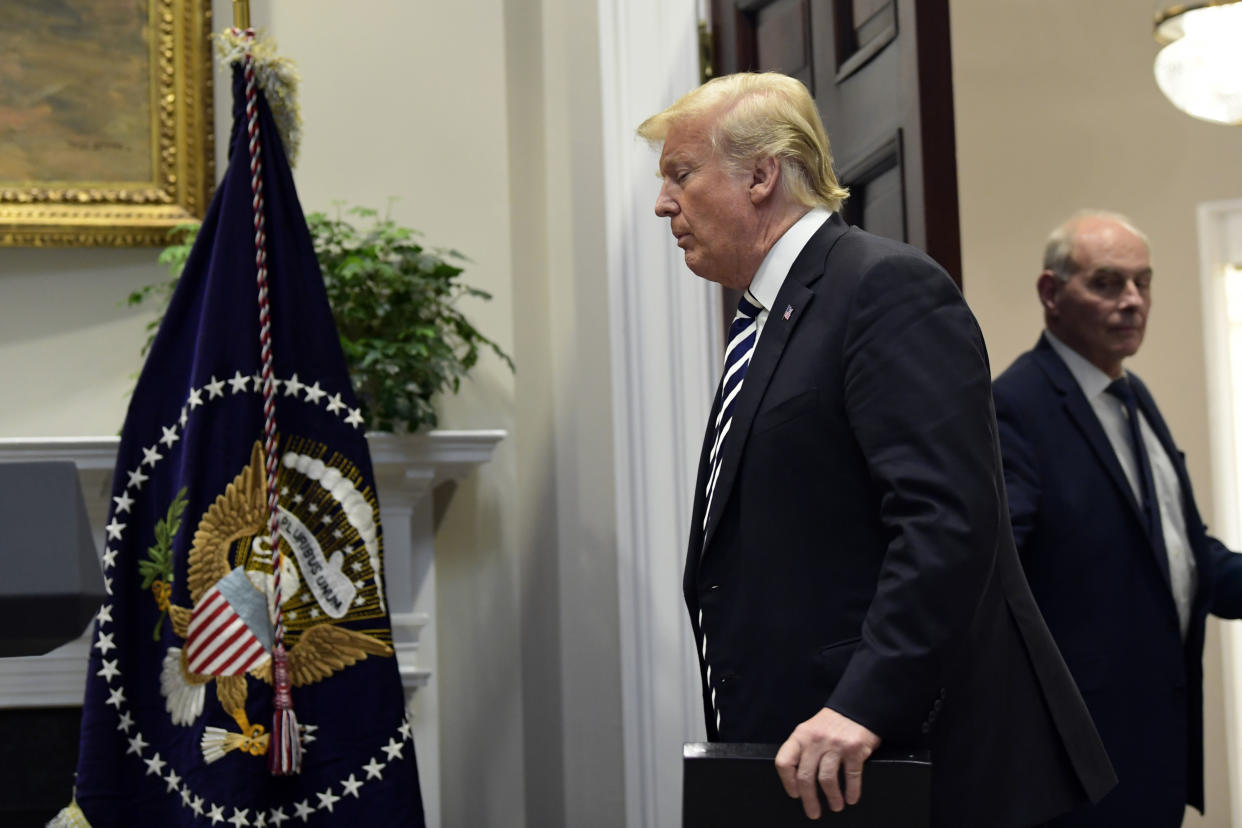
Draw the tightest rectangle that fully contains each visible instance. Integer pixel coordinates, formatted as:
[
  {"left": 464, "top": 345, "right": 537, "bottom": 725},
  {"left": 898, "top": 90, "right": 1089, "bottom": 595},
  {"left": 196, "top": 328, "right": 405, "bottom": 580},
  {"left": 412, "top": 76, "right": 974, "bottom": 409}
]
[
  {"left": 216, "top": 29, "right": 303, "bottom": 169},
  {"left": 46, "top": 800, "right": 92, "bottom": 828}
]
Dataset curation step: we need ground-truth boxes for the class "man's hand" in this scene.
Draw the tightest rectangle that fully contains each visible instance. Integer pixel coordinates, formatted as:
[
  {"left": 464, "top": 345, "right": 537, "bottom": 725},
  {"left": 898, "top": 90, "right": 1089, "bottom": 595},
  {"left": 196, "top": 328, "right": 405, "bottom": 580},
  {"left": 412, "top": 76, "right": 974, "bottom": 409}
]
[{"left": 774, "top": 707, "right": 881, "bottom": 820}]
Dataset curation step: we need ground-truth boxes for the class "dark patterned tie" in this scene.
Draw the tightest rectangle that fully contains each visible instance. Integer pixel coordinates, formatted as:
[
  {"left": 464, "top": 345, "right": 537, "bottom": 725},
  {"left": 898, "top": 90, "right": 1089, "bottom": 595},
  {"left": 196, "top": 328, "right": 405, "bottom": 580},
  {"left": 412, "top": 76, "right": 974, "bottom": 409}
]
[
  {"left": 1106, "top": 376, "right": 1165, "bottom": 550},
  {"left": 703, "top": 290, "right": 763, "bottom": 528}
]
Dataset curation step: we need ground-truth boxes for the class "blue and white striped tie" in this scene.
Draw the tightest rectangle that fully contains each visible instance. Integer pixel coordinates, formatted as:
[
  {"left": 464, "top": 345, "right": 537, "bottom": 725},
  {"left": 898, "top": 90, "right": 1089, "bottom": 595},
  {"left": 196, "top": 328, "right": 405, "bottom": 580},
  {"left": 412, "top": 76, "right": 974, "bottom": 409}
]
[{"left": 703, "top": 290, "right": 763, "bottom": 528}]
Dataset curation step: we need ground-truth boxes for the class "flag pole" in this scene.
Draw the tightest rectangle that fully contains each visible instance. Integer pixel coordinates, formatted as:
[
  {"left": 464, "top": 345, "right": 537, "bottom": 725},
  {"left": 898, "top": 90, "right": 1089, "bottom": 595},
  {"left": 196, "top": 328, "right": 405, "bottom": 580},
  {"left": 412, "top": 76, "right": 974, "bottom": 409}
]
[{"left": 233, "top": 0, "right": 250, "bottom": 30}]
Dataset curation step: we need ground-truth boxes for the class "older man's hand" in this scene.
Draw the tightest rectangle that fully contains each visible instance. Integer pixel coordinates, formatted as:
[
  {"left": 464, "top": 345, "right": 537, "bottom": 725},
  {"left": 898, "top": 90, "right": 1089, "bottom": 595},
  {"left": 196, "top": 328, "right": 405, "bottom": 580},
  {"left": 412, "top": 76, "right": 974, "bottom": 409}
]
[{"left": 774, "top": 707, "right": 881, "bottom": 820}]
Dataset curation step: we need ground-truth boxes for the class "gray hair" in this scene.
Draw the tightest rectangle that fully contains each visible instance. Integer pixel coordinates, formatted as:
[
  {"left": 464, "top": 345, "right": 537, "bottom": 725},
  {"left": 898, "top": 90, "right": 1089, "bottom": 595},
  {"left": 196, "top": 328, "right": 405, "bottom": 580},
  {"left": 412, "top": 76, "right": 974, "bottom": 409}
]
[{"left": 1043, "top": 210, "right": 1152, "bottom": 281}]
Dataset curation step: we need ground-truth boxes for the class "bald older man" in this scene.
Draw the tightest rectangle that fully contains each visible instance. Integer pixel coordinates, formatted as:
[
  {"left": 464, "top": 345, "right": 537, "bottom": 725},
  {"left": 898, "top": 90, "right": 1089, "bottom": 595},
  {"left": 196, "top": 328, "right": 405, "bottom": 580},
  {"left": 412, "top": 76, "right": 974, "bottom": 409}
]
[{"left": 993, "top": 211, "right": 1242, "bottom": 826}]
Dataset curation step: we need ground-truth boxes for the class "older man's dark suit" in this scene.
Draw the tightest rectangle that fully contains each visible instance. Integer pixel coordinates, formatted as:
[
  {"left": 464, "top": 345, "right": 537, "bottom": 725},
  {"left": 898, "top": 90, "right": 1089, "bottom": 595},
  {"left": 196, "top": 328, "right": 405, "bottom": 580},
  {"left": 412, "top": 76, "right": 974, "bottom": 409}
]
[
  {"left": 684, "top": 214, "right": 1115, "bottom": 828},
  {"left": 993, "top": 338, "right": 1242, "bottom": 825}
]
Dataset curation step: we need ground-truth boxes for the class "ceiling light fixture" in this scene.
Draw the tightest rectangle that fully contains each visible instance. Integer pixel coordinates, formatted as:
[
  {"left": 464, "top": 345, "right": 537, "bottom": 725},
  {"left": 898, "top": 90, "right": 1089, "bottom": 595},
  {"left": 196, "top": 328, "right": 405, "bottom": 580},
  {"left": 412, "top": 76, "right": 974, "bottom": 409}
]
[{"left": 1154, "top": 1, "right": 1242, "bottom": 125}]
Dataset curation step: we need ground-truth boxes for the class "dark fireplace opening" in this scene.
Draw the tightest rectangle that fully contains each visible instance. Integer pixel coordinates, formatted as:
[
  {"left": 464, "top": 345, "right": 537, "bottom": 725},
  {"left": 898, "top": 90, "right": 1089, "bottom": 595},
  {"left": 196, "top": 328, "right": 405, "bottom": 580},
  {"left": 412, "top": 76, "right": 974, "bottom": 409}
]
[{"left": 0, "top": 707, "right": 80, "bottom": 827}]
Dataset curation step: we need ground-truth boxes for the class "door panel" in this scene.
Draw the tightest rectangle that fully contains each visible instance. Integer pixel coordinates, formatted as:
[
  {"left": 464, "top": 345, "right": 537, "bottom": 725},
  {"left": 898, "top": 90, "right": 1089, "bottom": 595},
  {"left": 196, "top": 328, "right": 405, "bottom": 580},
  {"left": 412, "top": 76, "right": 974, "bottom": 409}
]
[
  {"left": 711, "top": 0, "right": 961, "bottom": 285},
  {"left": 752, "top": 0, "right": 813, "bottom": 89}
]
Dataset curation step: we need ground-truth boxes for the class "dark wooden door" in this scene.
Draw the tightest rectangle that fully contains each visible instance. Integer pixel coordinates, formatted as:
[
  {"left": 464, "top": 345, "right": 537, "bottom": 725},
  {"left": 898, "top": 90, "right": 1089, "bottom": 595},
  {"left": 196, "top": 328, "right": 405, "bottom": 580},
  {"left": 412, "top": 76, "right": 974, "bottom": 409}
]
[{"left": 710, "top": 0, "right": 962, "bottom": 286}]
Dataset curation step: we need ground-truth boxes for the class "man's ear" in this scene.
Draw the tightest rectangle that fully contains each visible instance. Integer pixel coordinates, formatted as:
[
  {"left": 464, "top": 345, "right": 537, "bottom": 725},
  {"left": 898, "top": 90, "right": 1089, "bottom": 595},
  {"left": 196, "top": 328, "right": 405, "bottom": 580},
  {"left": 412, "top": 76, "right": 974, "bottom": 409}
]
[
  {"left": 749, "top": 156, "right": 780, "bottom": 204},
  {"left": 1037, "top": 271, "right": 1061, "bottom": 312}
]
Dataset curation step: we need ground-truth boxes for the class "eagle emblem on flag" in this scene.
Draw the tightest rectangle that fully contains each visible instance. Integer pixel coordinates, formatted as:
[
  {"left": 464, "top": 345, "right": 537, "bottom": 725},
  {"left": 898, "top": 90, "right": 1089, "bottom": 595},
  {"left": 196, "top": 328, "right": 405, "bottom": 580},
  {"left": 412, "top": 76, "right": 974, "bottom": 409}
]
[{"left": 159, "top": 441, "right": 393, "bottom": 764}]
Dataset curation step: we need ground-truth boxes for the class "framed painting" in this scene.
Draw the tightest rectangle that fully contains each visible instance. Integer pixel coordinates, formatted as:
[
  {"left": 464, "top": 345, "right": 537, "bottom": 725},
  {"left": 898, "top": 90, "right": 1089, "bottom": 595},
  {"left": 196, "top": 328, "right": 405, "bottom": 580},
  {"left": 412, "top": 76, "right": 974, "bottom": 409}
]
[{"left": 0, "top": 0, "right": 214, "bottom": 247}]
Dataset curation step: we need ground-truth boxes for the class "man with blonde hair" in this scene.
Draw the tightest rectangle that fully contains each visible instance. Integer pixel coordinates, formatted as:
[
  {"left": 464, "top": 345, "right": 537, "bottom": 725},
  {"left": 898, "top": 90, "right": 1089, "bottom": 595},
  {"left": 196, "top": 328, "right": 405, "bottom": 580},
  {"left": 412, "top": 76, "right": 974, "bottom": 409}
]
[
  {"left": 640, "top": 73, "right": 1114, "bottom": 826},
  {"left": 994, "top": 211, "right": 1242, "bottom": 825}
]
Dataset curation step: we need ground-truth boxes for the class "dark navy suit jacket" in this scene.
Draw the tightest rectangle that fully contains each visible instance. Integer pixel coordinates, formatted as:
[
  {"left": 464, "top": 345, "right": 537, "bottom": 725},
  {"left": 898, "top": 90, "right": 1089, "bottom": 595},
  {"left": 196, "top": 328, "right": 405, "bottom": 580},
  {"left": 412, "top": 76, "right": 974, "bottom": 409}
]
[
  {"left": 993, "top": 336, "right": 1242, "bottom": 826},
  {"left": 684, "top": 215, "right": 1115, "bottom": 827}
]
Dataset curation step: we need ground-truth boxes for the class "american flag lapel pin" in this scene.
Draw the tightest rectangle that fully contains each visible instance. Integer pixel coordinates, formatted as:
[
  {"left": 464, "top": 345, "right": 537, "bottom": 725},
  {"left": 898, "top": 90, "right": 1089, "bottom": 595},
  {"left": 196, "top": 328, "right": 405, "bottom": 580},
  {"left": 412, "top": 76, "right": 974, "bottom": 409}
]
[{"left": 783, "top": 304, "right": 793, "bottom": 321}]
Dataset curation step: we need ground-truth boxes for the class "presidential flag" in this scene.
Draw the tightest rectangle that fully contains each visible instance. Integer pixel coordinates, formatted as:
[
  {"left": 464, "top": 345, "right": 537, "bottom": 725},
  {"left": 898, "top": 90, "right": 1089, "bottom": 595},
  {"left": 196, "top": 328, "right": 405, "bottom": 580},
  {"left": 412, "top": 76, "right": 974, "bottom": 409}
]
[{"left": 58, "top": 33, "right": 425, "bottom": 826}]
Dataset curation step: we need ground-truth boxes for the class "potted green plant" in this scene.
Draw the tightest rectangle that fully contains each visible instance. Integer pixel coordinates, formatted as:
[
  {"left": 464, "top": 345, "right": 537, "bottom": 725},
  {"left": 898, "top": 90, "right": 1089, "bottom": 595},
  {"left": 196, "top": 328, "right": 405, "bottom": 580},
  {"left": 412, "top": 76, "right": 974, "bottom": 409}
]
[{"left": 131, "top": 204, "right": 513, "bottom": 432}]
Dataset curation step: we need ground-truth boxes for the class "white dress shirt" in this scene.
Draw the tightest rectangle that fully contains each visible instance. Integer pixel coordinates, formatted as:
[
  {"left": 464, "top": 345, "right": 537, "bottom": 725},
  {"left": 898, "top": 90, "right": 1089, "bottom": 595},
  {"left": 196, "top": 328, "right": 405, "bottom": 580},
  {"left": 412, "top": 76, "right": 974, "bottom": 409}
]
[{"left": 746, "top": 207, "right": 832, "bottom": 339}]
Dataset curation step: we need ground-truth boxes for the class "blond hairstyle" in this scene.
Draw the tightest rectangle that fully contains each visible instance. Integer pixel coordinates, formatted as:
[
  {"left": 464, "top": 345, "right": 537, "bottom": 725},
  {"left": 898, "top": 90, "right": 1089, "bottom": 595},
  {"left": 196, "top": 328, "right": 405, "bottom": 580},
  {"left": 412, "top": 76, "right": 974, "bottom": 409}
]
[
  {"left": 637, "top": 72, "right": 849, "bottom": 212},
  {"left": 1043, "top": 210, "right": 1152, "bottom": 281}
]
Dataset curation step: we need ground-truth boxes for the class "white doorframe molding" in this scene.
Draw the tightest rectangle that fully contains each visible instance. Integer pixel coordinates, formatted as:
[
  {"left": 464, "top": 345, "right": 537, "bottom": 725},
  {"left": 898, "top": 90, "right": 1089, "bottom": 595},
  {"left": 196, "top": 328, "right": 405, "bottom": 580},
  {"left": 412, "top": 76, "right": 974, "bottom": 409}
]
[
  {"left": 1197, "top": 197, "right": 1242, "bottom": 828},
  {"left": 596, "top": 3, "right": 721, "bottom": 826}
]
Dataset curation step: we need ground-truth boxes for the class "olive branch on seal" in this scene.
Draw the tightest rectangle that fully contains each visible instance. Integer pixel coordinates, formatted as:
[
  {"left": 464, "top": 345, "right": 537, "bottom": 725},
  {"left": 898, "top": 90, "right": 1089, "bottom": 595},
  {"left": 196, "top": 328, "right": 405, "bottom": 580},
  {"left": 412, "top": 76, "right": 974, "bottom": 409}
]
[{"left": 138, "top": 486, "right": 188, "bottom": 641}]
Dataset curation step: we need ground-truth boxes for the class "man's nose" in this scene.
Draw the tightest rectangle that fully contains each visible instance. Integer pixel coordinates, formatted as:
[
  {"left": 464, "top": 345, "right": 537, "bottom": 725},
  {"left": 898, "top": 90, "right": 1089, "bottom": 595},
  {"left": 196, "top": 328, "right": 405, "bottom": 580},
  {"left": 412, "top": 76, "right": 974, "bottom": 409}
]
[
  {"left": 655, "top": 182, "right": 677, "bottom": 217},
  {"left": 1118, "top": 279, "right": 1144, "bottom": 308}
]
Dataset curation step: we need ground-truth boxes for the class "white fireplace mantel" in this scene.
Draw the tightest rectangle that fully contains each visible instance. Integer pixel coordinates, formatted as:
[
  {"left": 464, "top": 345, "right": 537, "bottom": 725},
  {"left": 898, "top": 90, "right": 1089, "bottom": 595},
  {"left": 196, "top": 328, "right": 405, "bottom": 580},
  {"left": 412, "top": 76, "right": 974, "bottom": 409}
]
[{"left": 0, "top": 429, "right": 503, "bottom": 828}]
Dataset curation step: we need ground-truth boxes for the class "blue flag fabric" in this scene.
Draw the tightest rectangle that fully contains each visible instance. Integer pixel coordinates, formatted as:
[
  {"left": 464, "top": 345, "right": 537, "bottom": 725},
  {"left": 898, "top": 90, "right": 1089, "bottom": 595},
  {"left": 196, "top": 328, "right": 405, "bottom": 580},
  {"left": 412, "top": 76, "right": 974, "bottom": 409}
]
[{"left": 71, "top": 63, "right": 425, "bottom": 826}]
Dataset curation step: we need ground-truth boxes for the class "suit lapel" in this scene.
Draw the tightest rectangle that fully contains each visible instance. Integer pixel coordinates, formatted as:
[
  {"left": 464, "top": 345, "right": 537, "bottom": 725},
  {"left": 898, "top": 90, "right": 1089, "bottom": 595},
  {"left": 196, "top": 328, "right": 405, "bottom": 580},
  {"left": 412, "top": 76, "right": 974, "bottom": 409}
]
[
  {"left": 698, "top": 215, "right": 848, "bottom": 554},
  {"left": 1034, "top": 342, "right": 1146, "bottom": 527},
  {"left": 1034, "top": 341, "right": 1170, "bottom": 586}
]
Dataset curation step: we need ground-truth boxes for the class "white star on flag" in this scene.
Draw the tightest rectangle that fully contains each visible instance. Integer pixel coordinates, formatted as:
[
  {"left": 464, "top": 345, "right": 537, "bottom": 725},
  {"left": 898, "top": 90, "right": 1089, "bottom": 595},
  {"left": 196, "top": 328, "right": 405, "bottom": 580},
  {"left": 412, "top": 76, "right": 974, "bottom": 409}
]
[
  {"left": 205, "top": 375, "right": 226, "bottom": 398},
  {"left": 316, "top": 789, "right": 341, "bottom": 813},
  {"left": 95, "top": 632, "right": 116, "bottom": 654},
  {"left": 116, "top": 711, "right": 134, "bottom": 732},
  {"left": 126, "top": 467, "right": 149, "bottom": 489},
  {"left": 228, "top": 370, "right": 251, "bottom": 393},
  {"left": 304, "top": 381, "right": 327, "bottom": 404},
  {"left": 362, "top": 757, "right": 386, "bottom": 779},
  {"left": 105, "top": 518, "right": 126, "bottom": 540},
  {"left": 105, "top": 687, "right": 125, "bottom": 708},
  {"left": 112, "top": 492, "right": 134, "bottom": 513},
  {"left": 228, "top": 807, "right": 251, "bottom": 826},
  {"left": 143, "top": 752, "right": 166, "bottom": 776},
  {"left": 382, "top": 737, "right": 404, "bottom": 760},
  {"left": 283, "top": 373, "right": 305, "bottom": 397},
  {"left": 326, "top": 393, "right": 346, "bottom": 414},
  {"left": 293, "top": 800, "right": 315, "bottom": 822},
  {"left": 187, "top": 387, "right": 204, "bottom": 409},
  {"left": 341, "top": 774, "right": 363, "bottom": 797},
  {"left": 141, "top": 444, "right": 163, "bottom": 467},
  {"left": 346, "top": 408, "right": 365, "bottom": 428},
  {"left": 160, "top": 425, "right": 180, "bottom": 448},
  {"left": 126, "top": 733, "right": 148, "bottom": 755},
  {"left": 97, "top": 659, "right": 120, "bottom": 682}
]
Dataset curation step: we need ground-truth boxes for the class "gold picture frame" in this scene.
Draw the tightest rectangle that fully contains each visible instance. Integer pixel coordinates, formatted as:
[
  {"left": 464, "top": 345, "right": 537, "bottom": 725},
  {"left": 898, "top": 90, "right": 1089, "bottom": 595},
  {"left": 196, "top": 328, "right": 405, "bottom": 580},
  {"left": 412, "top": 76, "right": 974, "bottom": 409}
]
[{"left": 0, "top": 0, "right": 214, "bottom": 247}]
